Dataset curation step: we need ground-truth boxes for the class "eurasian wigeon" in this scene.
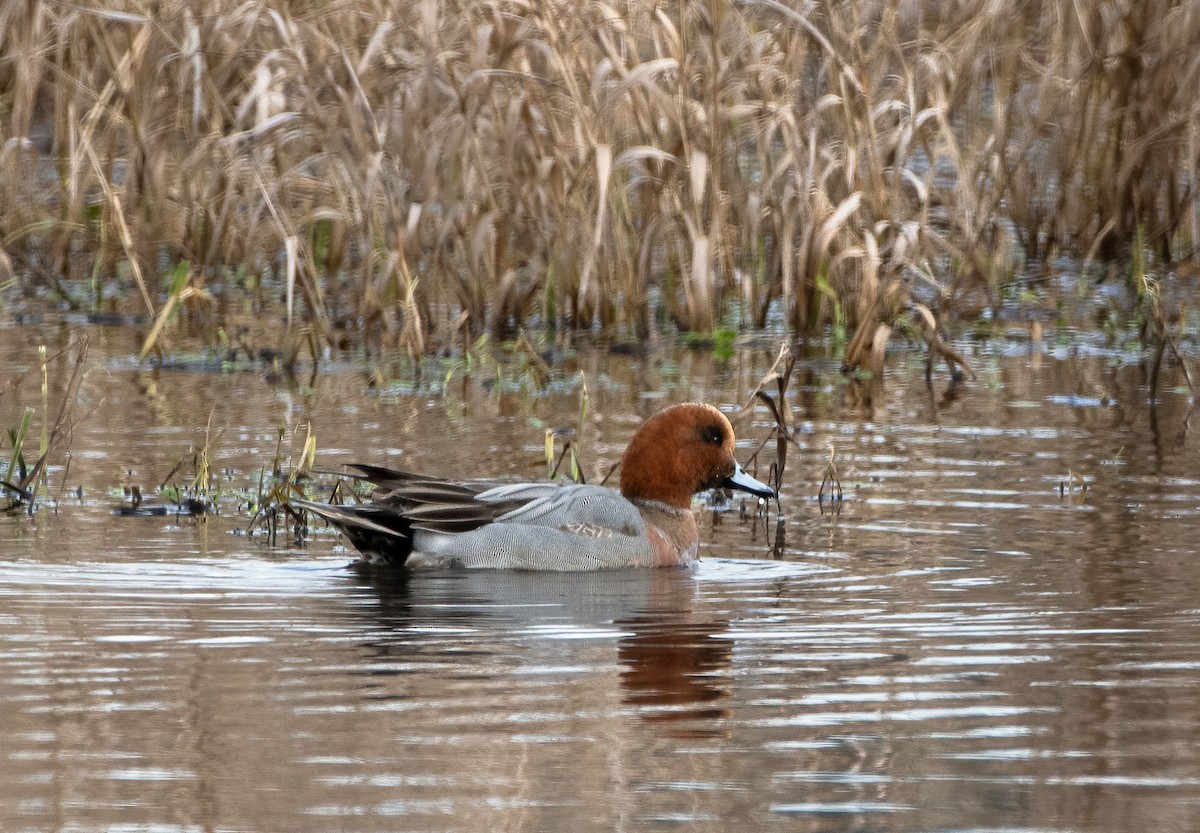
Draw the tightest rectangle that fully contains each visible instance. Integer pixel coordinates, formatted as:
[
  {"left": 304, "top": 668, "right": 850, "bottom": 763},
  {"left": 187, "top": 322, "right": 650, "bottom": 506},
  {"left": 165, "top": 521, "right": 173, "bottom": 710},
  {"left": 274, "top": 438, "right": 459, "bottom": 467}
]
[{"left": 294, "top": 402, "right": 775, "bottom": 570}]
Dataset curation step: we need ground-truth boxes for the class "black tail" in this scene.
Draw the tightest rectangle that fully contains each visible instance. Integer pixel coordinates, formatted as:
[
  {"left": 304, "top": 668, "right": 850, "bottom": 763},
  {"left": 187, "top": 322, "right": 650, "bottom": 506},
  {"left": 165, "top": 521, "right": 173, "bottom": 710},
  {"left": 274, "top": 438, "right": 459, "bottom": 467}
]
[{"left": 293, "top": 499, "right": 415, "bottom": 566}]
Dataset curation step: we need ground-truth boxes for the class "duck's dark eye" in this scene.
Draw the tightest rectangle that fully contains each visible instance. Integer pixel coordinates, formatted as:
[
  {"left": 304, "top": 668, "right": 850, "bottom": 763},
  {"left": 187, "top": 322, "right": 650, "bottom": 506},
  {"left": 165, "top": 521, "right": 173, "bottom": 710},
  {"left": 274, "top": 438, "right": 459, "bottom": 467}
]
[{"left": 699, "top": 424, "right": 725, "bottom": 446}]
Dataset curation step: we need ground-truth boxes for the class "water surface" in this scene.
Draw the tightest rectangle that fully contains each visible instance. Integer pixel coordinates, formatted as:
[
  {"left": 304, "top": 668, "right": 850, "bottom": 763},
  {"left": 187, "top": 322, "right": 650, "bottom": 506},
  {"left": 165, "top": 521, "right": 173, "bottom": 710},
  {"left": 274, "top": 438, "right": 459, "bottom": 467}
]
[{"left": 2, "top": 323, "right": 1199, "bottom": 832}]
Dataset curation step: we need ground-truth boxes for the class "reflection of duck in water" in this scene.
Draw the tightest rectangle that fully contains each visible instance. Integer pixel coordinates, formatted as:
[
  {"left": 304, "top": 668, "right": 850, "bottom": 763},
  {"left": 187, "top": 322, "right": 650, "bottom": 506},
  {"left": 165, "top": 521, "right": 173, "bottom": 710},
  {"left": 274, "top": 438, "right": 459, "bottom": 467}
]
[
  {"left": 346, "top": 566, "right": 732, "bottom": 737},
  {"left": 295, "top": 403, "right": 774, "bottom": 569},
  {"left": 618, "top": 616, "right": 733, "bottom": 738}
]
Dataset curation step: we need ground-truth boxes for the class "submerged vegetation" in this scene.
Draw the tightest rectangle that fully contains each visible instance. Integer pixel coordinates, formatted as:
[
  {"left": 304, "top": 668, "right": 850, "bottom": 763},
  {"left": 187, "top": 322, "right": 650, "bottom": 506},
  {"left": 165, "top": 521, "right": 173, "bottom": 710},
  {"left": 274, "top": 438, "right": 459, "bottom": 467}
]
[{"left": 1, "top": 0, "right": 1199, "bottom": 368}]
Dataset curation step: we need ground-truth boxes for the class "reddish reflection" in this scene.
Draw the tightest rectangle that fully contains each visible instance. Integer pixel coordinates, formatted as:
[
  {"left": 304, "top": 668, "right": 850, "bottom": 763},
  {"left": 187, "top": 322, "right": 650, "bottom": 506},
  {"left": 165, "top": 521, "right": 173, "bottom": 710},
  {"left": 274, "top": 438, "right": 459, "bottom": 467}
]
[{"left": 617, "top": 617, "right": 732, "bottom": 738}]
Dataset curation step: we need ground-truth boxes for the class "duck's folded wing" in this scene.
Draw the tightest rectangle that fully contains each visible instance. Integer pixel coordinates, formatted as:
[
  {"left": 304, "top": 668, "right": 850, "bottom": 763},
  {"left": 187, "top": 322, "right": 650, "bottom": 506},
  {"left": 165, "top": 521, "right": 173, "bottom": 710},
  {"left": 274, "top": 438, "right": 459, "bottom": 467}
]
[
  {"left": 342, "top": 464, "right": 448, "bottom": 488},
  {"left": 330, "top": 473, "right": 531, "bottom": 532},
  {"left": 481, "top": 484, "right": 647, "bottom": 537}
]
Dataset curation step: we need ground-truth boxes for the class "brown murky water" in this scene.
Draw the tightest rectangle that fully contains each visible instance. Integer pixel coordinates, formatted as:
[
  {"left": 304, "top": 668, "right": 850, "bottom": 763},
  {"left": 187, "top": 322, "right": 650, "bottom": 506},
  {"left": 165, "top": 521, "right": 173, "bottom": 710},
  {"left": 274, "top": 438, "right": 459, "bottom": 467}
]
[{"left": 3, "top": 322, "right": 1200, "bottom": 832}]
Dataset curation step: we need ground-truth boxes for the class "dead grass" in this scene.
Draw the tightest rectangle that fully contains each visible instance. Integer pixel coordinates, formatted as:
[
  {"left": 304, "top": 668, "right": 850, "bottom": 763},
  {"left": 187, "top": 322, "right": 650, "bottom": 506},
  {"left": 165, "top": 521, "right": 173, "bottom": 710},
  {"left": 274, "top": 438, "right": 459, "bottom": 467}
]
[
  {"left": 1, "top": 335, "right": 89, "bottom": 512},
  {"left": 1, "top": 0, "right": 1198, "bottom": 369}
]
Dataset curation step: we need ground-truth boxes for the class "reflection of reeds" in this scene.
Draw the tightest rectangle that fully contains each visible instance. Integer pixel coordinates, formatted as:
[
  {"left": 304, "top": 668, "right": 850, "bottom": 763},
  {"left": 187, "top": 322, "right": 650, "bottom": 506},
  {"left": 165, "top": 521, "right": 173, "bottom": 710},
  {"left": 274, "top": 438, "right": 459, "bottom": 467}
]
[{"left": 3, "top": 1, "right": 1197, "bottom": 363}]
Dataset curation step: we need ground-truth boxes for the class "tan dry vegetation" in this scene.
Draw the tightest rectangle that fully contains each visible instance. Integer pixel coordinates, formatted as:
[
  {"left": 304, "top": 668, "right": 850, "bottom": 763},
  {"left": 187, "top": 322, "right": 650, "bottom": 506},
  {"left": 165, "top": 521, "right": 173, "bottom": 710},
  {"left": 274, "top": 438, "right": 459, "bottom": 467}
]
[{"left": 1, "top": 0, "right": 1198, "bottom": 366}]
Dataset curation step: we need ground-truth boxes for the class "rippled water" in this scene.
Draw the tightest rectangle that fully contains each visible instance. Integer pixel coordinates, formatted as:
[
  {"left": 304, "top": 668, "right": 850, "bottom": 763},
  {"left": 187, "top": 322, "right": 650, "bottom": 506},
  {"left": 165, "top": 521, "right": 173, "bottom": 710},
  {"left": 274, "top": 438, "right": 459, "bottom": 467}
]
[{"left": 3, "top": 323, "right": 1200, "bottom": 832}]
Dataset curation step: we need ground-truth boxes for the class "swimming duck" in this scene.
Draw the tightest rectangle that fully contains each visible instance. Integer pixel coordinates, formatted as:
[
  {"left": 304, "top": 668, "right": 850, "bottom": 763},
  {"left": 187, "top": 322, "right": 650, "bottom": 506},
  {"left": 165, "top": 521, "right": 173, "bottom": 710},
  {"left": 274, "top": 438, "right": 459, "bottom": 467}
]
[{"left": 294, "top": 402, "right": 775, "bottom": 570}]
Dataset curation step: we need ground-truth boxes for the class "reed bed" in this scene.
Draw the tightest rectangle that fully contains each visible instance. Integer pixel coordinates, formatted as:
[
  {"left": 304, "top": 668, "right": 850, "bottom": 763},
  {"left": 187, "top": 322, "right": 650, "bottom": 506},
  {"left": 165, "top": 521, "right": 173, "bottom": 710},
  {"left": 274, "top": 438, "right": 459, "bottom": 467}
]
[{"left": 2, "top": 0, "right": 1198, "bottom": 367}]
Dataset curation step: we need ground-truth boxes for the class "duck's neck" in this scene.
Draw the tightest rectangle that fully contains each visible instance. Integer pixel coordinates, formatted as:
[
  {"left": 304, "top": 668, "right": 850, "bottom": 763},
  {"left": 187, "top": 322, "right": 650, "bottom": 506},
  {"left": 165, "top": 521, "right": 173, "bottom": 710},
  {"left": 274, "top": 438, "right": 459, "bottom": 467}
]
[{"left": 631, "top": 498, "right": 700, "bottom": 566}]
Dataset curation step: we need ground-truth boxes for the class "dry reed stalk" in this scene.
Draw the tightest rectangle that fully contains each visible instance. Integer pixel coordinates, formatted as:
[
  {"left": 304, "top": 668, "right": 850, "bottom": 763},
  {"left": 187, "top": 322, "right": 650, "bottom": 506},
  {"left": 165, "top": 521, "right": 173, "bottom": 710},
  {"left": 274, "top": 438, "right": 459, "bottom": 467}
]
[
  {"left": 0, "top": 0, "right": 1197, "bottom": 370},
  {"left": 1, "top": 336, "right": 90, "bottom": 512}
]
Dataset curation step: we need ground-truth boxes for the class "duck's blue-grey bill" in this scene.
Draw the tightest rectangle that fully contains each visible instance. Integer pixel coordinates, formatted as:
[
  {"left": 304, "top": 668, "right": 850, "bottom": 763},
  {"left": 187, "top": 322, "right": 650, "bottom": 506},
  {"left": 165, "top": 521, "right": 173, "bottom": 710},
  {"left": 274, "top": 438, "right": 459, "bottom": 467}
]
[{"left": 724, "top": 463, "right": 775, "bottom": 498}]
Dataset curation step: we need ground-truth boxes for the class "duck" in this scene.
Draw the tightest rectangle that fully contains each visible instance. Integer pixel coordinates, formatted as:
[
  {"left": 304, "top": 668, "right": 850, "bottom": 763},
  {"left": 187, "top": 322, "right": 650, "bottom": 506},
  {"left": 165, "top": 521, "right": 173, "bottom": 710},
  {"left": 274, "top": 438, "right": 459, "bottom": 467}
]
[{"left": 293, "top": 402, "right": 776, "bottom": 570}]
